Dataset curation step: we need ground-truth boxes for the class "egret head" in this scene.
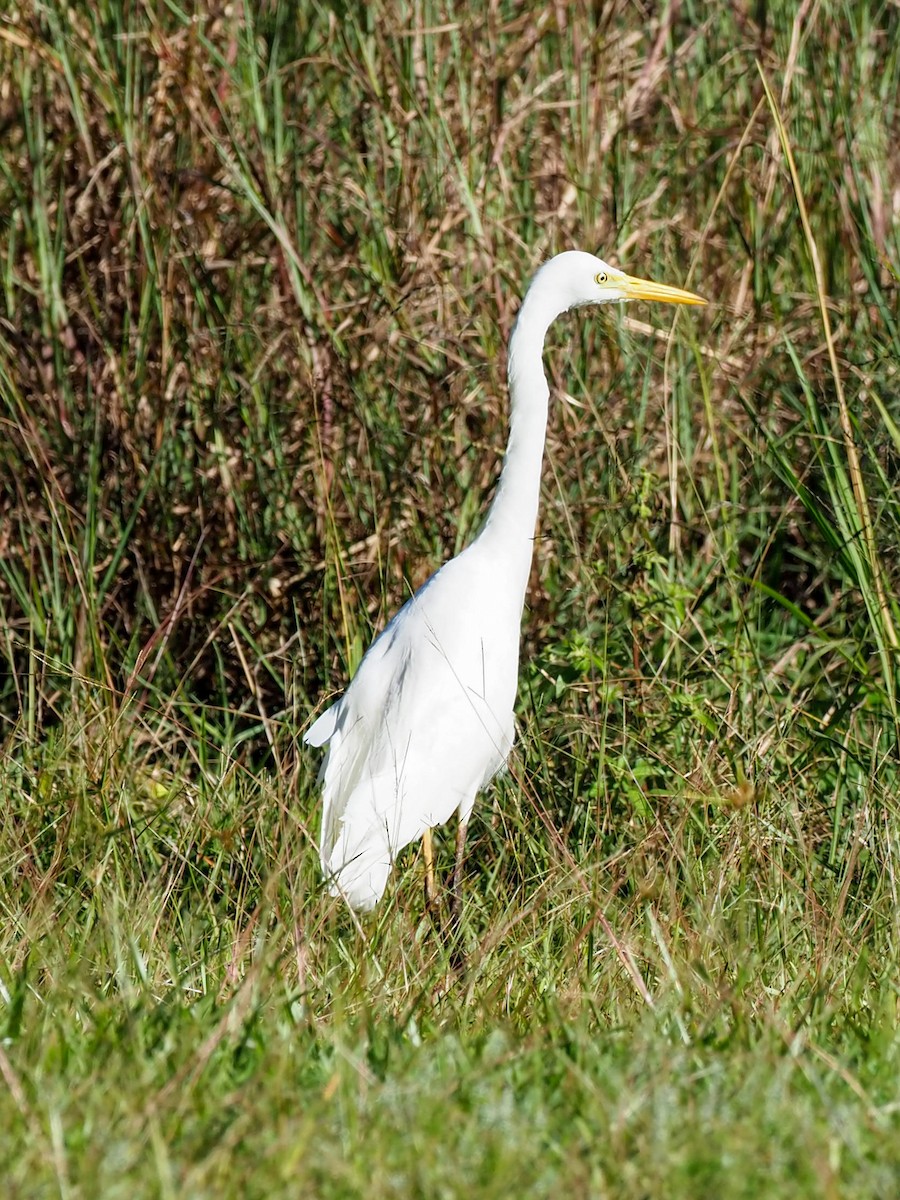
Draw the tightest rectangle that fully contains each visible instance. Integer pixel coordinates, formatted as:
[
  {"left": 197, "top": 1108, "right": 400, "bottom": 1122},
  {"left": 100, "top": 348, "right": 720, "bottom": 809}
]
[{"left": 531, "top": 250, "right": 706, "bottom": 314}]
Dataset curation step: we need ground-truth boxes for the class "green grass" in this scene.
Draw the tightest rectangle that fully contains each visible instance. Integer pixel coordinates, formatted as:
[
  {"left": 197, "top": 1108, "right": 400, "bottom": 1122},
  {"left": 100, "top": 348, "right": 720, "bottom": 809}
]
[{"left": 2, "top": 0, "right": 900, "bottom": 1194}]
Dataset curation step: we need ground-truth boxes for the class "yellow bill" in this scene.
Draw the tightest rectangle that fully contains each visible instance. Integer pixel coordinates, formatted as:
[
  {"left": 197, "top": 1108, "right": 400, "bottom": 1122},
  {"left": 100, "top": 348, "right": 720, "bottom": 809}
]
[{"left": 620, "top": 275, "right": 707, "bottom": 306}]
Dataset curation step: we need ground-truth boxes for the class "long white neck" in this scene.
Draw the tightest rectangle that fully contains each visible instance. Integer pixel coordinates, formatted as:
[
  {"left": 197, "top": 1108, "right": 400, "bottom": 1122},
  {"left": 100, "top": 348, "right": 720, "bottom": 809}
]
[{"left": 477, "top": 282, "right": 568, "bottom": 596}]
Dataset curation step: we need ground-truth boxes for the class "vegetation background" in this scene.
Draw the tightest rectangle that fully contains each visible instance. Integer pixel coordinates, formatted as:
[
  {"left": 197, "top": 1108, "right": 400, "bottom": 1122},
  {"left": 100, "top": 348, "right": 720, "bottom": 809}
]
[{"left": 1, "top": 0, "right": 899, "bottom": 1195}]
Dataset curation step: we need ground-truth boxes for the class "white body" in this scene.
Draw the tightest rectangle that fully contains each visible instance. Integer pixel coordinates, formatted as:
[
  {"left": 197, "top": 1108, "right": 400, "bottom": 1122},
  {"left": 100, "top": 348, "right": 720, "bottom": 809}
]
[
  {"left": 305, "top": 542, "right": 520, "bottom": 909},
  {"left": 305, "top": 251, "right": 704, "bottom": 910}
]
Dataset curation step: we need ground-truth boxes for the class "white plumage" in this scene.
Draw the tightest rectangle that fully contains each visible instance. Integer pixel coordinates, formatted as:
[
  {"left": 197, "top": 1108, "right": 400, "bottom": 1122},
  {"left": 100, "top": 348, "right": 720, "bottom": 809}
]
[{"left": 306, "top": 251, "right": 705, "bottom": 911}]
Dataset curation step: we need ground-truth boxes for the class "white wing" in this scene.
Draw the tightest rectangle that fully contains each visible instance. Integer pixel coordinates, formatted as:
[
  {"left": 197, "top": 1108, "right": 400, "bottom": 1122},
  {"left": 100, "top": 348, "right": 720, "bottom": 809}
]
[
  {"left": 305, "top": 547, "right": 519, "bottom": 910},
  {"left": 305, "top": 703, "right": 339, "bottom": 747}
]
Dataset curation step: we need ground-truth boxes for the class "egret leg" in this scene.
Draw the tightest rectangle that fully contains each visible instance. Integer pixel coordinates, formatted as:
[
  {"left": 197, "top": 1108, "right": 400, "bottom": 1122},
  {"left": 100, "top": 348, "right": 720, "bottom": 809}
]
[
  {"left": 445, "top": 817, "right": 470, "bottom": 975},
  {"left": 449, "top": 817, "right": 469, "bottom": 931},
  {"left": 422, "top": 828, "right": 436, "bottom": 910}
]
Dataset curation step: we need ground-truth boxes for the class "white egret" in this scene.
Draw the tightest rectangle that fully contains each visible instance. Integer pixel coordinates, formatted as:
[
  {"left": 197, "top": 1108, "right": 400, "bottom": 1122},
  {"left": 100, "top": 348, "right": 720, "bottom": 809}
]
[{"left": 306, "top": 250, "right": 705, "bottom": 913}]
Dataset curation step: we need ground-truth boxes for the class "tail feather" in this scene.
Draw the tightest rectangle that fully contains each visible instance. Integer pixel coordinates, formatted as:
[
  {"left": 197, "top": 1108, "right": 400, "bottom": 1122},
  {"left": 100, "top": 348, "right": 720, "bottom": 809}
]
[
  {"left": 323, "top": 831, "right": 393, "bottom": 912},
  {"left": 319, "top": 768, "right": 440, "bottom": 911}
]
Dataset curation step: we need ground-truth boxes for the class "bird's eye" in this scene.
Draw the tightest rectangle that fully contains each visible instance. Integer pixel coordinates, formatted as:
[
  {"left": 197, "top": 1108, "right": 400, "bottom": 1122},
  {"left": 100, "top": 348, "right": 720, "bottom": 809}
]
[{"left": 595, "top": 271, "right": 608, "bottom": 284}]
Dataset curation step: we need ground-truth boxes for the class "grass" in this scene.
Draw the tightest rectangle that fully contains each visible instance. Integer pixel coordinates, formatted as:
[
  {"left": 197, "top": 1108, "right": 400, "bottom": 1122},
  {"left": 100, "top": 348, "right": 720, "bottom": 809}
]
[{"left": 1, "top": 0, "right": 900, "bottom": 1194}]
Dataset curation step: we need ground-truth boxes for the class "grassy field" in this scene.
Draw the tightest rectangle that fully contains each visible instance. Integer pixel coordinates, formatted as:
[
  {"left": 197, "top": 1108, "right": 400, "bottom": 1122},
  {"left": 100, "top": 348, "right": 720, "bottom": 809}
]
[{"left": 2, "top": 0, "right": 900, "bottom": 1194}]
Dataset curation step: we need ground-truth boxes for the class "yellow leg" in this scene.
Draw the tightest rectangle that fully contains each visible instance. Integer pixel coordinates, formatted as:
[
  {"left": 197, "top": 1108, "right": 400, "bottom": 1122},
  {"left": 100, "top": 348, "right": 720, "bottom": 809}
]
[{"left": 422, "top": 828, "right": 436, "bottom": 909}]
